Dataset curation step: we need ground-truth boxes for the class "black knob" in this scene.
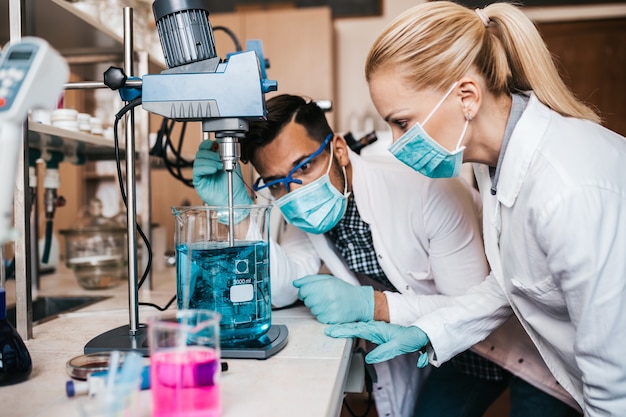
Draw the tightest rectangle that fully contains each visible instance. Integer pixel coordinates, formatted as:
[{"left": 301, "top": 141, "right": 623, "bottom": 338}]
[{"left": 103, "top": 66, "right": 127, "bottom": 90}]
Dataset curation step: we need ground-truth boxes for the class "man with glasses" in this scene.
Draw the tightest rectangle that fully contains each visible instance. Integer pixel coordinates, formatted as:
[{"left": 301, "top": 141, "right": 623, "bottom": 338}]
[{"left": 192, "top": 94, "right": 564, "bottom": 417}]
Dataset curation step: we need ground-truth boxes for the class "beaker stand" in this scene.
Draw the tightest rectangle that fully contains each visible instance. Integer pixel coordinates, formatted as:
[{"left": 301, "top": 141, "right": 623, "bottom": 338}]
[
  {"left": 84, "top": 324, "right": 149, "bottom": 356},
  {"left": 221, "top": 324, "right": 289, "bottom": 359},
  {"left": 84, "top": 323, "right": 288, "bottom": 359},
  {"left": 84, "top": 7, "right": 148, "bottom": 358}
]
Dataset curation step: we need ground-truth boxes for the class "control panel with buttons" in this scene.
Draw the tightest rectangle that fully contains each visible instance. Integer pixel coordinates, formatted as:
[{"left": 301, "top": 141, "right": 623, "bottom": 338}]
[
  {"left": 0, "top": 37, "right": 67, "bottom": 118},
  {"left": 0, "top": 37, "right": 68, "bottom": 243}
]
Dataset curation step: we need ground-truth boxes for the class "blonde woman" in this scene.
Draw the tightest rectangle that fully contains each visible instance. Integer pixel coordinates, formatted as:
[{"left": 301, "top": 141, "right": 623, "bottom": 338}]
[{"left": 326, "top": 2, "right": 626, "bottom": 416}]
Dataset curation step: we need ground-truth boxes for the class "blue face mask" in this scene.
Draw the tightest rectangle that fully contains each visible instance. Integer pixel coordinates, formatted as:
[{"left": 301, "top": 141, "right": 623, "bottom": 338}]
[
  {"left": 276, "top": 144, "right": 350, "bottom": 234},
  {"left": 388, "top": 82, "right": 469, "bottom": 178}
]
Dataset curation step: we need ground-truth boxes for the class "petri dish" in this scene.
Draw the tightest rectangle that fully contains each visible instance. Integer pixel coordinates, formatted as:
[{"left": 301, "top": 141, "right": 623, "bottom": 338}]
[{"left": 66, "top": 352, "right": 125, "bottom": 380}]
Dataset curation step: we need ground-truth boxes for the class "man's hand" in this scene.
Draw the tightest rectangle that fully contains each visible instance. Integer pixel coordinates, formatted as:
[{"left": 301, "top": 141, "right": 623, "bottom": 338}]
[
  {"left": 192, "top": 140, "right": 252, "bottom": 207},
  {"left": 325, "top": 321, "right": 430, "bottom": 367},
  {"left": 293, "top": 274, "right": 374, "bottom": 324}
]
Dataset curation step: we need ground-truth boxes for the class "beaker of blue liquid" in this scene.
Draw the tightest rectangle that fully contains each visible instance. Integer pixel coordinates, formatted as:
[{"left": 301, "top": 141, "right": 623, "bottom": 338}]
[{"left": 171, "top": 205, "right": 272, "bottom": 347}]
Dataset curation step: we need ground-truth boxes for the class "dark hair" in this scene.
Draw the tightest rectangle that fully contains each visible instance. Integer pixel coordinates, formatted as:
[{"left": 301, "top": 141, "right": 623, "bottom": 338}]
[{"left": 241, "top": 94, "right": 333, "bottom": 163}]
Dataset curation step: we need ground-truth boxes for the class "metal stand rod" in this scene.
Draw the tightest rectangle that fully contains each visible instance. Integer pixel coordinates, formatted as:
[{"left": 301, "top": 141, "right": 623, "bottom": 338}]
[
  {"left": 28, "top": 182, "right": 39, "bottom": 300},
  {"left": 84, "top": 6, "right": 153, "bottom": 354},
  {"left": 9, "top": 0, "right": 34, "bottom": 342},
  {"left": 123, "top": 6, "right": 141, "bottom": 336},
  {"left": 63, "top": 79, "right": 143, "bottom": 90},
  {"left": 16, "top": 127, "right": 33, "bottom": 340},
  {"left": 216, "top": 135, "right": 241, "bottom": 247},
  {"left": 227, "top": 171, "right": 235, "bottom": 246}
]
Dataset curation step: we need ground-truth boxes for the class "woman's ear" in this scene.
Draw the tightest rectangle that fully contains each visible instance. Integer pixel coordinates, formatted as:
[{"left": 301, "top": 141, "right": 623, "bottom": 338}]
[{"left": 458, "top": 75, "right": 481, "bottom": 121}]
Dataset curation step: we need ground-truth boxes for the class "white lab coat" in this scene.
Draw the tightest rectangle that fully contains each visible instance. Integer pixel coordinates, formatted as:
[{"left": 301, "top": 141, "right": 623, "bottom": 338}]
[
  {"left": 269, "top": 150, "right": 491, "bottom": 417},
  {"left": 414, "top": 94, "right": 626, "bottom": 416}
]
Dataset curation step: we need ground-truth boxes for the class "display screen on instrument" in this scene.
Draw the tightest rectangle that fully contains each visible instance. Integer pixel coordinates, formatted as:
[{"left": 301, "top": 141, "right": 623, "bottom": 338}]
[{"left": 8, "top": 50, "right": 33, "bottom": 61}]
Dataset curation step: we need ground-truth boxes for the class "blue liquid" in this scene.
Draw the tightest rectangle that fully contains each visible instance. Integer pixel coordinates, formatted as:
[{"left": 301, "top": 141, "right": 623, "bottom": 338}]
[{"left": 176, "top": 241, "right": 271, "bottom": 345}]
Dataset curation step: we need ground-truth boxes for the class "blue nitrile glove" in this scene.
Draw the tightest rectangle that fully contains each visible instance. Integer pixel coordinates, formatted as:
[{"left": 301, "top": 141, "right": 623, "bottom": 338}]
[
  {"left": 192, "top": 140, "right": 253, "bottom": 207},
  {"left": 293, "top": 274, "right": 375, "bottom": 324},
  {"left": 325, "top": 321, "right": 430, "bottom": 367}
]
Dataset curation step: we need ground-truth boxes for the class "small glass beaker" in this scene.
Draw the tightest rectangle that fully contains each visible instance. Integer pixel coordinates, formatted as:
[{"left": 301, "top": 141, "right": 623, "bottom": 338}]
[
  {"left": 147, "top": 309, "right": 221, "bottom": 417},
  {"left": 171, "top": 205, "right": 272, "bottom": 346}
]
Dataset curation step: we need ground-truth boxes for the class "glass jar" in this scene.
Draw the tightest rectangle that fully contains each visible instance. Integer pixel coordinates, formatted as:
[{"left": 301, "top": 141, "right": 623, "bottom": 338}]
[{"left": 60, "top": 198, "right": 127, "bottom": 290}]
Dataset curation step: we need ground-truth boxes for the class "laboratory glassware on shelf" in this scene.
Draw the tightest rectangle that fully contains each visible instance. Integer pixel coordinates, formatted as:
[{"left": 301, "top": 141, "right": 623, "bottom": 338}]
[{"left": 60, "top": 198, "right": 128, "bottom": 289}]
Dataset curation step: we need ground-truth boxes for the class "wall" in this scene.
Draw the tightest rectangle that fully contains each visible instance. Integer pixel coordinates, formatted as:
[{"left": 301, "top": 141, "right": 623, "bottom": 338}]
[{"left": 333, "top": 0, "right": 418, "bottom": 133}]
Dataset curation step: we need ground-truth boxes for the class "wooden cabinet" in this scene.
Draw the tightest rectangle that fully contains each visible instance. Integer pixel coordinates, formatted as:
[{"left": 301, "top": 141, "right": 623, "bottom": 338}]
[
  {"left": 211, "top": 7, "right": 335, "bottom": 125},
  {"left": 538, "top": 18, "right": 626, "bottom": 136}
]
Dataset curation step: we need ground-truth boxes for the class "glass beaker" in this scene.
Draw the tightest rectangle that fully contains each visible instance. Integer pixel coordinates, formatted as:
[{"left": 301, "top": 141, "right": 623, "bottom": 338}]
[{"left": 171, "top": 205, "right": 272, "bottom": 346}]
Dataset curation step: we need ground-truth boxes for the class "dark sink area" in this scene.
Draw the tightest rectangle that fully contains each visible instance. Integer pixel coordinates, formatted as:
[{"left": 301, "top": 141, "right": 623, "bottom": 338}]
[{"left": 6, "top": 296, "right": 109, "bottom": 327}]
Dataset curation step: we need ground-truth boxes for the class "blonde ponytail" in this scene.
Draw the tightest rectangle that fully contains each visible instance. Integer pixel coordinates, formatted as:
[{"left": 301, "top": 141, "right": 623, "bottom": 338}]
[
  {"left": 366, "top": 1, "right": 600, "bottom": 123},
  {"left": 482, "top": 3, "right": 600, "bottom": 122}
]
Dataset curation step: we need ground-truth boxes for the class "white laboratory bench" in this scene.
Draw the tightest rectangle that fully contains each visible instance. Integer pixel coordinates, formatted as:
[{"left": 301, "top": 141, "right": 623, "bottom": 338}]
[{"left": 1, "top": 266, "right": 354, "bottom": 417}]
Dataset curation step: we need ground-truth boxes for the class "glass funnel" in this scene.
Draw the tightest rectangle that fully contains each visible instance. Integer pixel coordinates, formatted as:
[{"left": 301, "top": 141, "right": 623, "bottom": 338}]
[{"left": 171, "top": 205, "right": 272, "bottom": 346}]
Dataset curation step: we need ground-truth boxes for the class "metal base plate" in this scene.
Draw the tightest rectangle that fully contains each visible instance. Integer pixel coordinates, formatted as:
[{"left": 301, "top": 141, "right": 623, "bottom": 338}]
[
  {"left": 221, "top": 324, "right": 289, "bottom": 359},
  {"left": 84, "top": 324, "right": 289, "bottom": 359},
  {"left": 84, "top": 323, "right": 150, "bottom": 355}
]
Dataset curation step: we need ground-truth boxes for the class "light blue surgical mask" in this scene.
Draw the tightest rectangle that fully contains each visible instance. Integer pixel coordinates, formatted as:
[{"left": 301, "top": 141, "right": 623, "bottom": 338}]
[
  {"left": 388, "top": 82, "right": 469, "bottom": 178},
  {"left": 275, "top": 144, "right": 350, "bottom": 234}
]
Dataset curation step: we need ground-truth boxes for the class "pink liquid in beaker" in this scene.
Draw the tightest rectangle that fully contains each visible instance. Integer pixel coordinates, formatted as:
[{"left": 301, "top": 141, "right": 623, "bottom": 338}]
[{"left": 151, "top": 347, "right": 221, "bottom": 417}]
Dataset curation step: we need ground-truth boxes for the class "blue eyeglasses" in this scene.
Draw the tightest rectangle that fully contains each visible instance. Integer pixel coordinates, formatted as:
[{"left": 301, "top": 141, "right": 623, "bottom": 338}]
[{"left": 253, "top": 133, "right": 333, "bottom": 194}]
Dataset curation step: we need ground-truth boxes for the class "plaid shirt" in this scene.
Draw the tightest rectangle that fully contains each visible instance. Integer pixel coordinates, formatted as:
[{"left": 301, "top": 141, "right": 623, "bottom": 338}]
[
  {"left": 326, "top": 195, "right": 506, "bottom": 381},
  {"left": 450, "top": 350, "right": 507, "bottom": 381},
  {"left": 325, "top": 196, "right": 396, "bottom": 292}
]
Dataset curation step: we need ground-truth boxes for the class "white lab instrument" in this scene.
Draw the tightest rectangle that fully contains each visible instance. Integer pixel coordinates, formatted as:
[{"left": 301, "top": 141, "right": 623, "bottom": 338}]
[{"left": 0, "top": 37, "right": 69, "bottom": 244}]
